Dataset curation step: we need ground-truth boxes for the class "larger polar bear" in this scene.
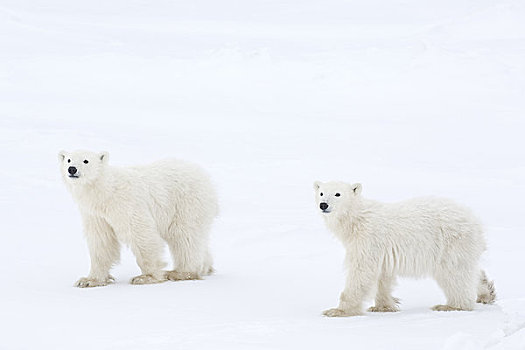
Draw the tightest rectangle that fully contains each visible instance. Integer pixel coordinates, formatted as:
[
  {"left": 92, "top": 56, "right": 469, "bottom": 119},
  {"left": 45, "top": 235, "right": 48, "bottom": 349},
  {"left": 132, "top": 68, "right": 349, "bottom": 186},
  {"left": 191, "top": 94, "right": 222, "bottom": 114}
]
[
  {"left": 59, "top": 150, "right": 218, "bottom": 287},
  {"left": 314, "top": 181, "right": 495, "bottom": 317}
]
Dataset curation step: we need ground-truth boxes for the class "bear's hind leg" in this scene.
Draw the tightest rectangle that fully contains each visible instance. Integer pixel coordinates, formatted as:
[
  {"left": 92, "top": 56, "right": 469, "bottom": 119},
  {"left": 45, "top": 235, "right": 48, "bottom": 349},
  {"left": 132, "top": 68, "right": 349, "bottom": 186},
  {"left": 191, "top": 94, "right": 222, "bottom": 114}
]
[
  {"left": 165, "top": 225, "right": 212, "bottom": 281},
  {"left": 432, "top": 265, "right": 477, "bottom": 311},
  {"left": 368, "top": 274, "right": 400, "bottom": 312},
  {"left": 477, "top": 270, "right": 496, "bottom": 304}
]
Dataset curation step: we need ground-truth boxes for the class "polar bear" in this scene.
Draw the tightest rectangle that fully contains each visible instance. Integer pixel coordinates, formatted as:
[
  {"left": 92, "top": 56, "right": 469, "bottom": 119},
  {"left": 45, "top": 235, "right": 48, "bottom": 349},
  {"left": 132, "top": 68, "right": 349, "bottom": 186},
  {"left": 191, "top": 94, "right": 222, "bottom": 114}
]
[
  {"left": 314, "top": 181, "right": 495, "bottom": 317},
  {"left": 59, "top": 150, "right": 218, "bottom": 287}
]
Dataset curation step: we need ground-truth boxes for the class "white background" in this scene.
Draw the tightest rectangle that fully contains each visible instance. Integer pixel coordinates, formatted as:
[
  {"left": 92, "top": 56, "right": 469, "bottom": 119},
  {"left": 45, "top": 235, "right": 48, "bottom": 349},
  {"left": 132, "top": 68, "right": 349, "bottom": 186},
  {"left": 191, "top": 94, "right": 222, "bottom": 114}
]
[{"left": 1, "top": 0, "right": 524, "bottom": 349}]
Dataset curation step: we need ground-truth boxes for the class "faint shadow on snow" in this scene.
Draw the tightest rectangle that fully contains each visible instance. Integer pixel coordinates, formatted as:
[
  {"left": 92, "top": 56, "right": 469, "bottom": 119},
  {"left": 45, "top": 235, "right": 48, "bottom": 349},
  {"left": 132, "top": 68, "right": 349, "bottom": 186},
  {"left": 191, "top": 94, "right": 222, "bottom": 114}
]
[{"left": 442, "top": 299, "right": 525, "bottom": 350}]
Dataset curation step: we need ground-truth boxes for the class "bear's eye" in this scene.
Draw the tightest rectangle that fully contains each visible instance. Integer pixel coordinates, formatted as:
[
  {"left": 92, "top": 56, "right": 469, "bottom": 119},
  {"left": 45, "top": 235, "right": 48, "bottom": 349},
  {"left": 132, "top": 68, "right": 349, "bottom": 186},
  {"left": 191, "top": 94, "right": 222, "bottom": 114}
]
[
  {"left": 335, "top": 193, "right": 341, "bottom": 197},
  {"left": 83, "top": 160, "right": 89, "bottom": 164},
  {"left": 320, "top": 192, "right": 323, "bottom": 196},
  {"left": 67, "top": 159, "right": 71, "bottom": 163}
]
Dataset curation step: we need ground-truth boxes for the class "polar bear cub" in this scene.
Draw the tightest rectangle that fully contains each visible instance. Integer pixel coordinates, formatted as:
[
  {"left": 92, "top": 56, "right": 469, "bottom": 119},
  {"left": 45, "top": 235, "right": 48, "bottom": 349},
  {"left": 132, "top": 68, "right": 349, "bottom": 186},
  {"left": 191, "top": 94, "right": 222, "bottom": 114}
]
[
  {"left": 314, "top": 181, "right": 495, "bottom": 317},
  {"left": 59, "top": 150, "right": 218, "bottom": 287}
]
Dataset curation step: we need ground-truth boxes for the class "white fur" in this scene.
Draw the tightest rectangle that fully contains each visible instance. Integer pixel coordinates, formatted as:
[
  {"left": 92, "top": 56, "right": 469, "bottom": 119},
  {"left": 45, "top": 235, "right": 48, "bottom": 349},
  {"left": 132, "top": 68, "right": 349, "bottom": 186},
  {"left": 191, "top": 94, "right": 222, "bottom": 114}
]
[
  {"left": 314, "top": 180, "right": 495, "bottom": 317},
  {"left": 59, "top": 150, "right": 218, "bottom": 287}
]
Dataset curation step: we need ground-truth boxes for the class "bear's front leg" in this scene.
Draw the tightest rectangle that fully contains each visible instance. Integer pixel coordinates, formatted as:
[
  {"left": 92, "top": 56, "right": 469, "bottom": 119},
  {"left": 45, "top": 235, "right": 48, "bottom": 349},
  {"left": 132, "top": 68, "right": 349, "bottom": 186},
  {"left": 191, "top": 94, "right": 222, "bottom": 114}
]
[
  {"left": 75, "top": 216, "right": 120, "bottom": 288},
  {"left": 127, "top": 219, "right": 168, "bottom": 285},
  {"left": 367, "top": 273, "right": 400, "bottom": 312},
  {"left": 75, "top": 275, "right": 115, "bottom": 288},
  {"left": 323, "top": 253, "right": 379, "bottom": 317},
  {"left": 322, "top": 289, "right": 367, "bottom": 317}
]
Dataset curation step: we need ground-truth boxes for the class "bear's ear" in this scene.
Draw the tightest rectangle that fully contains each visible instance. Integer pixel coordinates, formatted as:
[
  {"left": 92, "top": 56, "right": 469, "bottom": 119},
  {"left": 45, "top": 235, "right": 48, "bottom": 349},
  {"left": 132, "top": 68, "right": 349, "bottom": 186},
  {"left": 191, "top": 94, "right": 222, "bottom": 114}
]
[
  {"left": 58, "top": 150, "right": 66, "bottom": 162},
  {"left": 313, "top": 181, "right": 322, "bottom": 190},
  {"left": 99, "top": 151, "right": 109, "bottom": 164},
  {"left": 351, "top": 183, "right": 362, "bottom": 196}
]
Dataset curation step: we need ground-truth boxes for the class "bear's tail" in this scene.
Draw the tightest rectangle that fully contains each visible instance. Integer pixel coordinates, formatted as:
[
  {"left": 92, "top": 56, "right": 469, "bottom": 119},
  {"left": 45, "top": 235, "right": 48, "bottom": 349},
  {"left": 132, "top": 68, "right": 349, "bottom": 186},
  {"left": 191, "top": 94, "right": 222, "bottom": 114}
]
[{"left": 477, "top": 270, "right": 496, "bottom": 304}]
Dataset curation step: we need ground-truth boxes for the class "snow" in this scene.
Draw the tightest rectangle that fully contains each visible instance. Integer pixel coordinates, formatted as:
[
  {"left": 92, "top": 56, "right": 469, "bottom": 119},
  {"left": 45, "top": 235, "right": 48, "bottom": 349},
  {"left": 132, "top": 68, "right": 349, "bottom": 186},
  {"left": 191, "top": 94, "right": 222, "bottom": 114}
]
[{"left": 1, "top": 0, "right": 525, "bottom": 349}]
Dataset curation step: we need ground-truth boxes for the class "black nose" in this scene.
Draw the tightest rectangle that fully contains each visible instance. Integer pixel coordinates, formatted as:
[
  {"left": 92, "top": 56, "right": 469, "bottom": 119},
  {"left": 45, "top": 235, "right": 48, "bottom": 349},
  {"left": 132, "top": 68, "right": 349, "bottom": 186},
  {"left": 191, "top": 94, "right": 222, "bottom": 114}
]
[
  {"left": 320, "top": 203, "right": 328, "bottom": 210},
  {"left": 68, "top": 166, "right": 77, "bottom": 175}
]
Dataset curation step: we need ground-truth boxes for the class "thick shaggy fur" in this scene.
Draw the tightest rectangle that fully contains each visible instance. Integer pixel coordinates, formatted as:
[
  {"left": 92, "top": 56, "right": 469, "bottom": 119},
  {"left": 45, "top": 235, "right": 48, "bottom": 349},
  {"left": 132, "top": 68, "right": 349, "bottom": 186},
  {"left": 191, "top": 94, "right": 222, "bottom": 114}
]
[
  {"left": 59, "top": 150, "right": 218, "bottom": 287},
  {"left": 314, "top": 181, "right": 495, "bottom": 317}
]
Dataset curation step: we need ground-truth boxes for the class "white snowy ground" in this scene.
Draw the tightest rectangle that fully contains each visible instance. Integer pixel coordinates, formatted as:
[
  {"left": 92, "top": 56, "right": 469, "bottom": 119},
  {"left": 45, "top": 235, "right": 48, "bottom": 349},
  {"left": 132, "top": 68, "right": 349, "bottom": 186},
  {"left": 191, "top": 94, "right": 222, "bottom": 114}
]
[{"left": 1, "top": 0, "right": 525, "bottom": 349}]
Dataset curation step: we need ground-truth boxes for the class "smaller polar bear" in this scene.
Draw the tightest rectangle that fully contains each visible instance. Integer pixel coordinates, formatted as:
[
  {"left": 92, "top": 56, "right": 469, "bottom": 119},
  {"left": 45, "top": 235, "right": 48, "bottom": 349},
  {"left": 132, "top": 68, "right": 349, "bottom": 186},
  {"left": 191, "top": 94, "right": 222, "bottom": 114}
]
[
  {"left": 314, "top": 181, "right": 495, "bottom": 317},
  {"left": 59, "top": 150, "right": 218, "bottom": 287}
]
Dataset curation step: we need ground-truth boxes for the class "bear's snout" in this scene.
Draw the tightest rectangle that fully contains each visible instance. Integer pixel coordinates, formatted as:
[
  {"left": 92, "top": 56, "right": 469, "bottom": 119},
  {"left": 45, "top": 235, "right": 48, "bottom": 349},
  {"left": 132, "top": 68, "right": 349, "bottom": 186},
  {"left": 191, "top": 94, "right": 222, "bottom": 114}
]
[
  {"left": 320, "top": 203, "right": 329, "bottom": 211},
  {"left": 68, "top": 166, "right": 78, "bottom": 176}
]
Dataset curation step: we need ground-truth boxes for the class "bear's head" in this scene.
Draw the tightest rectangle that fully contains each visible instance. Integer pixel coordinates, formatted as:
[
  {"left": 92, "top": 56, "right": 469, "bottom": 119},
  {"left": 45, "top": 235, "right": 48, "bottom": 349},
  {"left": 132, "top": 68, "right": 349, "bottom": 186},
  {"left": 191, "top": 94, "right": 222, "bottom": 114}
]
[
  {"left": 58, "top": 150, "right": 109, "bottom": 186},
  {"left": 313, "top": 180, "right": 362, "bottom": 215}
]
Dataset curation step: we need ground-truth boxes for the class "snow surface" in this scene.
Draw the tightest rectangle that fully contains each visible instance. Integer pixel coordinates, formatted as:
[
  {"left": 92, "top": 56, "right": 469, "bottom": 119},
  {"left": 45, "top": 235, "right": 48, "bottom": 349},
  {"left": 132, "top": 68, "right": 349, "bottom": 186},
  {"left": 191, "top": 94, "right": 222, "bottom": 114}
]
[{"left": 1, "top": 0, "right": 525, "bottom": 349}]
